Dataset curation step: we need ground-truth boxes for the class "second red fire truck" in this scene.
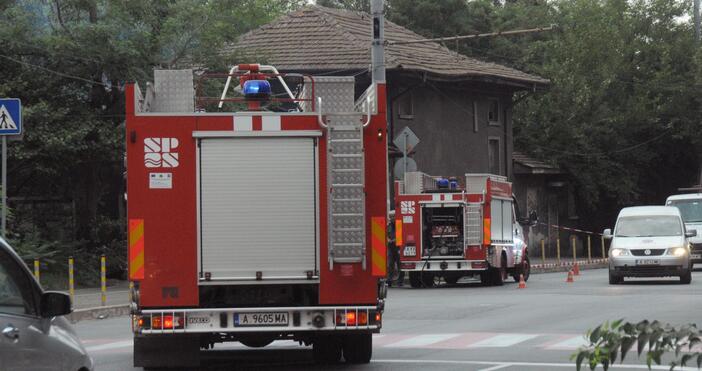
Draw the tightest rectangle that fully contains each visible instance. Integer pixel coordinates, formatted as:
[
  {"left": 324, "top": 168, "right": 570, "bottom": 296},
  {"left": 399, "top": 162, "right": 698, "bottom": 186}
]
[{"left": 394, "top": 172, "right": 536, "bottom": 287}]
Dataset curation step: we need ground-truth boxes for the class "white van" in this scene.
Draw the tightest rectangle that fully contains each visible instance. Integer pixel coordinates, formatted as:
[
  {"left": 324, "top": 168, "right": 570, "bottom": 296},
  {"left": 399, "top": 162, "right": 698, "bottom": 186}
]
[
  {"left": 604, "top": 206, "right": 694, "bottom": 284},
  {"left": 666, "top": 193, "right": 702, "bottom": 265}
]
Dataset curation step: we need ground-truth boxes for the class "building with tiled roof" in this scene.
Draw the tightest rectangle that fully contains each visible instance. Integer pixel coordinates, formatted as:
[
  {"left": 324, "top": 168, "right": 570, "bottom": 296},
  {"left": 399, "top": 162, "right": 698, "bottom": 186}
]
[{"left": 225, "top": 5, "right": 550, "bottom": 180}]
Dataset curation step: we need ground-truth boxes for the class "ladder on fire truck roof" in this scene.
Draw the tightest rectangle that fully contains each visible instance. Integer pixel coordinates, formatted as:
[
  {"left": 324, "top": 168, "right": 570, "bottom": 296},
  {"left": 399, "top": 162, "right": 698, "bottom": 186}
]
[{"left": 327, "top": 114, "right": 366, "bottom": 270}]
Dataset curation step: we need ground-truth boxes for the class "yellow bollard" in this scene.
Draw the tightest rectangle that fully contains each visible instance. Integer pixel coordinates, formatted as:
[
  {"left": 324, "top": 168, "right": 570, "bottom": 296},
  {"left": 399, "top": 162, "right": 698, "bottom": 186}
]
[
  {"left": 571, "top": 236, "right": 577, "bottom": 264},
  {"left": 587, "top": 235, "right": 592, "bottom": 263},
  {"left": 34, "top": 259, "right": 40, "bottom": 282},
  {"left": 601, "top": 235, "right": 606, "bottom": 261},
  {"left": 556, "top": 238, "right": 561, "bottom": 264},
  {"left": 68, "top": 257, "right": 75, "bottom": 301},
  {"left": 540, "top": 239, "right": 546, "bottom": 266},
  {"left": 100, "top": 255, "right": 106, "bottom": 307},
  {"left": 129, "top": 281, "right": 134, "bottom": 303}
]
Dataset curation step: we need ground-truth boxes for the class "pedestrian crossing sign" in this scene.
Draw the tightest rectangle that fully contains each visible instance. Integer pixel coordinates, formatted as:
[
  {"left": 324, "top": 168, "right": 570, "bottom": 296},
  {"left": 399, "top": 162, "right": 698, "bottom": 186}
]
[{"left": 0, "top": 99, "right": 21, "bottom": 135}]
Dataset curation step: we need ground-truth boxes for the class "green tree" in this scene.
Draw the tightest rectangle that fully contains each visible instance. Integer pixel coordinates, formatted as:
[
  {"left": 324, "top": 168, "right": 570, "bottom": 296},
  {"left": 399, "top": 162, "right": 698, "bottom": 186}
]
[{"left": 0, "top": 0, "right": 303, "bottom": 274}]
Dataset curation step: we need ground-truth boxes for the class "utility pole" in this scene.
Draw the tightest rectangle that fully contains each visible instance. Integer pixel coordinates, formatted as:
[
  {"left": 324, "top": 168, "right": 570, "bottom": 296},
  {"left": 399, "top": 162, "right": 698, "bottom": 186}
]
[{"left": 371, "top": 0, "right": 385, "bottom": 82}]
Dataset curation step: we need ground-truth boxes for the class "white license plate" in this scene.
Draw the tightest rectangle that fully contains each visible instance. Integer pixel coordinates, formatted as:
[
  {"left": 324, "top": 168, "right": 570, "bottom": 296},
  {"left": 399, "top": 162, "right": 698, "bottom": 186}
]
[
  {"left": 691, "top": 254, "right": 701, "bottom": 259},
  {"left": 234, "top": 312, "right": 288, "bottom": 327},
  {"left": 635, "top": 259, "right": 660, "bottom": 265},
  {"left": 403, "top": 246, "right": 416, "bottom": 256}
]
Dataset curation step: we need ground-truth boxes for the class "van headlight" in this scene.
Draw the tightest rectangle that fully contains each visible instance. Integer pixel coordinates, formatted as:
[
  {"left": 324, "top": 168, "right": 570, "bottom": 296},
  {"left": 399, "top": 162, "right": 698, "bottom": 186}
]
[
  {"left": 610, "top": 248, "right": 630, "bottom": 257},
  {"left": 667, "top": 247, "right": 688, "bottom": 257}
]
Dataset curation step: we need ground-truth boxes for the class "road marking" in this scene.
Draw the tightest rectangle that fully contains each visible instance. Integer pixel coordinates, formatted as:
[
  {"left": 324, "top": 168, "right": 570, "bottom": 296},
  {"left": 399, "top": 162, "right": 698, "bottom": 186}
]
[
  {"left": 372, "top": 359, "right": 698, "bottom": 370},
  {"left": 86, "top": 339, "right": 133, "bottom": 352},
  {"left": 477, "top": 364, "right": 511, "bottom": 371},
  {"left": 469, "top": 334, "right": 539, "bottom": 347},
  {"left": 385, "top": 334, "right": 460, "bottom": 348},
  {"left": 547, "top": 335, "right": 588, "bottom": 349}
]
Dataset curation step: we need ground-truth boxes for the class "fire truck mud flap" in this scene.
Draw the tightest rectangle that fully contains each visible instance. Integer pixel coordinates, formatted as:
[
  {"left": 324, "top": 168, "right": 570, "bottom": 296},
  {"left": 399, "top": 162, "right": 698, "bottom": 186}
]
[{"left": 134, "top": 334, "right": 201, "bottom": 368}]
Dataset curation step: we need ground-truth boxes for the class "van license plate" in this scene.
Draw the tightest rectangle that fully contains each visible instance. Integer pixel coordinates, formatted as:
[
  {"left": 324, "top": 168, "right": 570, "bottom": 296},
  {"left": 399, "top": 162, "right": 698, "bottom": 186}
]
[
  {"left": 234, "top": 312, "right": 288, "bottom": 327},
  {"left": 403, "top": 246, "right": 416, "bottom": 256},
  {"left": 635, "top": 259, "right": 659, "bottom": 265}
]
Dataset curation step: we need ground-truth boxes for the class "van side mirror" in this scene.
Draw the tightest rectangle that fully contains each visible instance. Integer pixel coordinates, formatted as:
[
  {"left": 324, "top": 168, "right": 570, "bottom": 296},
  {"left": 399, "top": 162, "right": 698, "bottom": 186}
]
[
  {"left": 40, "top": 291, "right": 72, "bottom": 317},
  {"left": 603, "top": 229, "right": 613, "bottom": 239},
  {"left": 686, "top": 230, "right": 697, "bottom": 238}
]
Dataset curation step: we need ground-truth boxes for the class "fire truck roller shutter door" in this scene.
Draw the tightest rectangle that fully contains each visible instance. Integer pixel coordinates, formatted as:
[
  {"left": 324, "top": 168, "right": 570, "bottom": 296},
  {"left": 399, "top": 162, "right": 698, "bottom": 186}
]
[{"left": 198, "top": 137, "right": 318, "bottom": 280}]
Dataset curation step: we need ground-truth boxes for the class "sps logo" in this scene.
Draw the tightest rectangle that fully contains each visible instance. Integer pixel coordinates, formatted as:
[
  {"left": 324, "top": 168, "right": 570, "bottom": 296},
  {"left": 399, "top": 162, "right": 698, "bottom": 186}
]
[{"left": 144, "top": 138, "right": 179, "bottom": 168}]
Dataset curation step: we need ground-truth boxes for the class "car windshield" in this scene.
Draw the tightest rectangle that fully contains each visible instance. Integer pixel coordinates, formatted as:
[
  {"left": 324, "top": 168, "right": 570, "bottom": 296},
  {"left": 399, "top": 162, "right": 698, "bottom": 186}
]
[
  {"left": 615, "top": 215, "right": 682, "bottom": 237},
  {"left": 667, "top": 200, "right": 702, "bottom": 223}
]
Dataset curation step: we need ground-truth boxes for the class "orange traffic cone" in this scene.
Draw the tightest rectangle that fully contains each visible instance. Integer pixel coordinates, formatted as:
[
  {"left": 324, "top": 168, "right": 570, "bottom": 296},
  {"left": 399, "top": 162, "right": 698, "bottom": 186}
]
[
  {"left": 518, "top": 274, "right": 527, "bottom": 289},
  {"left": 566, "top": 270, "right": 574, "bottom": 283},
  {"left": 573, "top": 262, "right": 580, "bottom": 276}
]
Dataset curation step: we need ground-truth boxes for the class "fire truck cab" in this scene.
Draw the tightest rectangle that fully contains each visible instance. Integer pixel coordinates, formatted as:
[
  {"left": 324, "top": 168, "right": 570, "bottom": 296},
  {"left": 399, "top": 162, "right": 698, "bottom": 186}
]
[
  {"left": 394, "top": 172, "right": 535, "bottom": 287},
  {"left": 125, "top": 65, "right": 388, "bottom": 368}
]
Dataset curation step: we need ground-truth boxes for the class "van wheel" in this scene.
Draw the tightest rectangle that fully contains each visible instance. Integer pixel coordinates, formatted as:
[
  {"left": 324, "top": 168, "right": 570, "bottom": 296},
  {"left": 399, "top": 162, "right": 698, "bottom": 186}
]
[
  {"left": 608, "top": 270, "right": 622, "bottom": 284},
  {"left": 343, "top": 333, "right": 372, "bottom": 364},
  {"left": 409, "top": 272, "right": 422, "bottom": 288},
  {"left": 313, "top": 336, "right": 342, "bottom": 364},
  {"left": 680, "top": 270, "right": 692, "bottom": 284}
]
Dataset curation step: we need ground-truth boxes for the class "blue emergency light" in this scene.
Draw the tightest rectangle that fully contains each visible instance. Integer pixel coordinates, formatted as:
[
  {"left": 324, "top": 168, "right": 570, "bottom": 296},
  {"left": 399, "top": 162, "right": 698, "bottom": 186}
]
[
  {"left": 436, "top": 178, "right": 449, "bottom": 189},
  {"left": 242, "top": 80, "right": 271, "bottom": 99}
]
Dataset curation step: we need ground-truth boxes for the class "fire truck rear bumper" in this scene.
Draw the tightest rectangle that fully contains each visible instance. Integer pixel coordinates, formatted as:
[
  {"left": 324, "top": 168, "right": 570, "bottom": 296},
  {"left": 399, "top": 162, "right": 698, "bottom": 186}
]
[
  {"left": 400, "top": 260, "right": 488, "bottom": 272},
  {"left": 133, "top": 306, "right": 381, "bottom": 334}
]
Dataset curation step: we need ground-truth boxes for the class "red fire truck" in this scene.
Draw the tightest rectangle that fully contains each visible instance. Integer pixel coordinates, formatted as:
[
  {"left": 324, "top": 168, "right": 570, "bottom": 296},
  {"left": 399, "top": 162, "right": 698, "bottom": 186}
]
[
  {"left": 394, "top": 172, "right": 535, "bottom": 288},
  {"left": 125, "top": 65, "right": 388, "bottom": 367}
]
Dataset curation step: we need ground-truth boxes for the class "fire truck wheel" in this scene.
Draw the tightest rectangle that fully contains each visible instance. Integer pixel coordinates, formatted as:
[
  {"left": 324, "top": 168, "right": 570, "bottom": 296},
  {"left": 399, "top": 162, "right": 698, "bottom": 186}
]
[
  {"left": 343, "top": 333, "right": 373, "bottom": 364},
  {"left": 313, "top": 336, "right": 342, "bottom": 364},
  {"left": 444, "top": 275, "right": 459, "bottom": 285},
  {"left": 409, "top": 272, "right": 422, "bottom": 288},
  {"left": 513, "top": 256, "right": 530, "bottom": 282},
  {"left": 421, "top": 272, "right": 435, "bottom": 287}
]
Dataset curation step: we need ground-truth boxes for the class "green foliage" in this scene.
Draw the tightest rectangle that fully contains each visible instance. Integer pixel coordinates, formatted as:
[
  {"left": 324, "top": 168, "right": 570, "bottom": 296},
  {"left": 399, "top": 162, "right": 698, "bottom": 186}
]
[
  {"left": 573, "top": 320, "right": 702, "bottom": 371},
  {"left": 0, "top": 0, "right": 302, "bottom": 284},
  {"left": 383, "top": 0, "right": 701, "bottom": 229}
]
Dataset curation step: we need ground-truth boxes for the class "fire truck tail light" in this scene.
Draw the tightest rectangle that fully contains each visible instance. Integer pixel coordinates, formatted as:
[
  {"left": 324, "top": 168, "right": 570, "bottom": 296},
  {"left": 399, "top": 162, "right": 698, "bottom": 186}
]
[
  {"left": 395, "top": 219, "right": 403, "bottom": 246},
  {"left": 358, "top": 312, "right": 368, "bottom": 326},
  {"left": 346, "top": 312, "right": 357, "bottom": 326},
  {"left": 150, "top": 314, "right": 184, "bottom": 330},
  {"left": 483, "top": 218, "right": 491, "bottom": 245}
]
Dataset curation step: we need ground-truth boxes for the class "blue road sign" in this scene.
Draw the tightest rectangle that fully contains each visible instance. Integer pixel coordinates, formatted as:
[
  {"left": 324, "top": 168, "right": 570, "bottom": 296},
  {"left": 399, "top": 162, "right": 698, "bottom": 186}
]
[{"left": 0, "top": 99, "right": 21, "bottom": 135}]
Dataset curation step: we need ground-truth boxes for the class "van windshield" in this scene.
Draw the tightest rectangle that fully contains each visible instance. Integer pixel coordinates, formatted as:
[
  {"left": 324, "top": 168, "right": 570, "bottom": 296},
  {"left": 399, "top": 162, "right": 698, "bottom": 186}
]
[
  {"left": 615, "top": 215, "right": 682, "bottom": 237},
  {"left": 667, "top": 200, "right": 702, "bottom": 223}
]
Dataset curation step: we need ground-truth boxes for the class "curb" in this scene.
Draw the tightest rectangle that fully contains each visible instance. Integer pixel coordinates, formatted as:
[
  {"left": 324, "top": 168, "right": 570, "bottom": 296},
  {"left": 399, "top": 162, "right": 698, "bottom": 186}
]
[
  {"left": 531, "top": 261, "right": 608, "bottom": 274},
  {"left": 68, "top": 304, "right": 130, "bottom": 323}
]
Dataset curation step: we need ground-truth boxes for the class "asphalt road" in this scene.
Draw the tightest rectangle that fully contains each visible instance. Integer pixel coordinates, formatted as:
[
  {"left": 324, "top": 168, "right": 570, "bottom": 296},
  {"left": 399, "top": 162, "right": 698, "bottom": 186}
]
[{"left": 75, "top": 269, "right": 702, "bottom": 370}]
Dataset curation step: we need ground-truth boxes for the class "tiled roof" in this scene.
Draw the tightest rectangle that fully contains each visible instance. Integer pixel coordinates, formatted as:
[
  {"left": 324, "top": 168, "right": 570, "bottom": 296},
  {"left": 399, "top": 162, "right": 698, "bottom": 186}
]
[{"left": 225, "top": 6, "right": 549, "bottom": 88}]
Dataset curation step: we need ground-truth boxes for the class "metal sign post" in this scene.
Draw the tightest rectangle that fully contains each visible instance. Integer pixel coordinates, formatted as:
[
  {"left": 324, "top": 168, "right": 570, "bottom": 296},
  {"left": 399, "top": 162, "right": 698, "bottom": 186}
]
[{"left": 0, "top": 98, "right": 23, "bottom": 238}]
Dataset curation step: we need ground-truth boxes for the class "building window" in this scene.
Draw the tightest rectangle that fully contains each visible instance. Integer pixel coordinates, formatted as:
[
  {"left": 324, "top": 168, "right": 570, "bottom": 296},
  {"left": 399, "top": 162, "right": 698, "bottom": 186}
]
[
  {"left": 472, "top": 101, "right": 478, "bottom": 133},
  {"left": 488, "top": 98, "right": 500, "bottom": 125},
  {"left": 398, "top": 92, "right": 414, "bottom": 119},
  {"left": 488, "top": 137, "right": 502, "bottom": 175}
]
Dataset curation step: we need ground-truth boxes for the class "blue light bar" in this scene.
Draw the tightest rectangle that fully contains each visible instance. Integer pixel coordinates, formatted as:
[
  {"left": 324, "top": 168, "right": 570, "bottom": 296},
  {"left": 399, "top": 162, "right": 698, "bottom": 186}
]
[{"left": 243, "top": 80, "right": 271, "bottom": 98}]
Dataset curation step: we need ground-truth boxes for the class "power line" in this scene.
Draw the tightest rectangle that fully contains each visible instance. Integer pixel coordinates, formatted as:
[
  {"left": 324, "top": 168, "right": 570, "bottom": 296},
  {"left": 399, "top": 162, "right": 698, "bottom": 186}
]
[
  {"left": 0, "top": 54, "right": 106, "bottom": 86},
  {"left": 387, "top": 25, "right": 557, "bottom": 46}
]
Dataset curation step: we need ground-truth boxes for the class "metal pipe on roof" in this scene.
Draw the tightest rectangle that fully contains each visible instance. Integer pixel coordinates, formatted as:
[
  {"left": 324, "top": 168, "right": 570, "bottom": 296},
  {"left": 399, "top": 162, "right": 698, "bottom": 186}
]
[{"left": 386, "top": 25, "right": 557, "bottom": 46}]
